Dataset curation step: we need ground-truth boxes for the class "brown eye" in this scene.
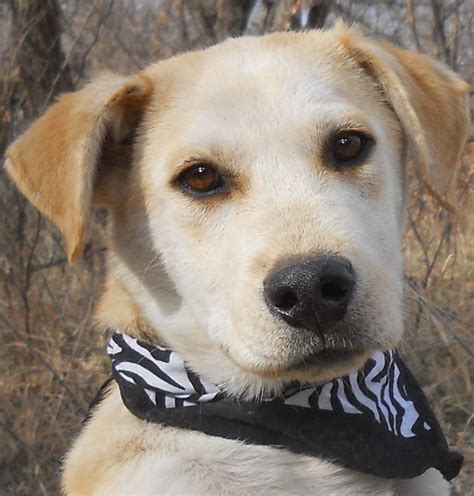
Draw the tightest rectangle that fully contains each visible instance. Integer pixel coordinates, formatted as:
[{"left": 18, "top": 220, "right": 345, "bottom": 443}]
[
  {"left": 331, "top": 132, "right": 372, "bottom": 165},
  {"left": 177, "top": 164, "right": 224, "bottom": 195}
]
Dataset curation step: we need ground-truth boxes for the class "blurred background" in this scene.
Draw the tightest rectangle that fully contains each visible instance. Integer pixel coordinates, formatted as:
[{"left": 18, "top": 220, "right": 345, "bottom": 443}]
[{"left": 0, "top": 1, "right": 472, "bottom": 494}]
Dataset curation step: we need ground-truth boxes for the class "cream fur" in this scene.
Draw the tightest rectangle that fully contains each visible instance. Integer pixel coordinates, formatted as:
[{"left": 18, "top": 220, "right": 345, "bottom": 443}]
[{"left": 6, "top": 24, "right": 469, "bottom": 496}]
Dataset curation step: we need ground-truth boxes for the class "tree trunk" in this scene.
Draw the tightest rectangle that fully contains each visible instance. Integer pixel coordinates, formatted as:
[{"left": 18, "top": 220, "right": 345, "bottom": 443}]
[
  {"left": 289, "top": 0, "right": 330, "bottom": 30},
  {"left": 7, "top": 0, "right": 72, "bottom": 119}
]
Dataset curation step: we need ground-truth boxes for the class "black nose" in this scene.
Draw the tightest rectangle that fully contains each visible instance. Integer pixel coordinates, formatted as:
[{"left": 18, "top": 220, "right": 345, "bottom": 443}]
[{"left": 263, "top": 255, "right": 355, "bottom": 332}]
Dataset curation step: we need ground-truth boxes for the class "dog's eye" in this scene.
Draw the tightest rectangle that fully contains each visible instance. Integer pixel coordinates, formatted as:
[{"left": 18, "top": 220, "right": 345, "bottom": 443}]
[
  {"left": 331, "top": 132, "right": 372, "bottom": 166},
  {"left": 177, "top": 164, "right": 224, "bottom": 195}
]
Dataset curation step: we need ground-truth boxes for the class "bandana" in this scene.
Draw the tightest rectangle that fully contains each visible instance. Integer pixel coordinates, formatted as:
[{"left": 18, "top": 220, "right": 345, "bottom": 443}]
[{"left": 106, "top": 332, "right": 462, "bottom": 481}]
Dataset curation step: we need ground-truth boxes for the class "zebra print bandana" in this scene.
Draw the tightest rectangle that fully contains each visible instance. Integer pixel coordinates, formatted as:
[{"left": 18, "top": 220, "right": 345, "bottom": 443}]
[{"left": 106, "top": 332, "right": 462, "bottom": 481}]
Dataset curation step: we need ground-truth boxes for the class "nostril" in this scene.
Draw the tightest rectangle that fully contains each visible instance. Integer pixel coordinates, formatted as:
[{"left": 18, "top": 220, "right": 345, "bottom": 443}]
[
  {"left": 272, "top": 289, "right": 298, "bottom": 311},
  {"left": 320, "top": 279, "right": 351, "bottom": 302}
]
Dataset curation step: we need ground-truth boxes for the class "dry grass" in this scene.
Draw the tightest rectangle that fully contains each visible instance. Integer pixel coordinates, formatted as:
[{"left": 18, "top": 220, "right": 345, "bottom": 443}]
[
  {"left": 1, "top": 145, "right": 472, "bottom": 495},
  {"left": 400, "top": 143, "right": 474, "bottom": 495},
  {"left": 0, "top": 207, "right": 109, "bottom": 495}
]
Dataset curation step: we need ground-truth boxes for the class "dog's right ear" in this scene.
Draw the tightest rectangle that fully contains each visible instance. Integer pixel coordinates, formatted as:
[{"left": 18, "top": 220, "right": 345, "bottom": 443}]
[{"left": 5, "top": 73, "right": 153, "bottom": 263}]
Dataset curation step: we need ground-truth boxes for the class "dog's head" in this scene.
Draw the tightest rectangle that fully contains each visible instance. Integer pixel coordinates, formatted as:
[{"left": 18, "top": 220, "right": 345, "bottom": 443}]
[{"left": 6, "top": 24, "right": 469, "bottom": 394}]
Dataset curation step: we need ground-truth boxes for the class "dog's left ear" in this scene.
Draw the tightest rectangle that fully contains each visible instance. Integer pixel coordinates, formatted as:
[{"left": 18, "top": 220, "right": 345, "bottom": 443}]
[{"left": 336, "top": 22, "right": 471, "bottom": 211}]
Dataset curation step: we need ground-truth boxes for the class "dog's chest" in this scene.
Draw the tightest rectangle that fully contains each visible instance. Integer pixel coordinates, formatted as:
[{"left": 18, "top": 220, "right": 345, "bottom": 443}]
[
  {"left": 63, "top": 387, "right": 396, "bottom": 495},
  {"left": 138, "top": 428, "right": 397, "bottom": 496}
]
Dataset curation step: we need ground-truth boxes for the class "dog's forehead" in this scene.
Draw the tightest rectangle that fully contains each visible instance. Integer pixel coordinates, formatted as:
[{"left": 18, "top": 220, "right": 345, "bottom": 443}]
[
  {"left": 191, "top": 53, "right": 336, "bottom": 141},
  {"left": 150, "top": 34, "right": 376, "bottom": 151}
]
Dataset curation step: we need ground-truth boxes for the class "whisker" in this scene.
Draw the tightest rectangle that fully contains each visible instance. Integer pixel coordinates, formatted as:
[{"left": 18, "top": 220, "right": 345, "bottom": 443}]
[{"left": 141, "top": 252, "right": 162, "bottom": 284}]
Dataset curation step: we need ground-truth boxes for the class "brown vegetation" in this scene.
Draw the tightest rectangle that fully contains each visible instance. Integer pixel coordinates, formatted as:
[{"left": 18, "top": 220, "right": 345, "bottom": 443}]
[{"left": 0, "top": 1, "right": 472, "bottom": 494}]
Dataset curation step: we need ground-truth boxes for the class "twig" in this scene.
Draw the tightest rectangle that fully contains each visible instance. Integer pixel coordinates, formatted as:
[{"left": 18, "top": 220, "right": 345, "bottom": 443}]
[
  {"left": 73, "top": 0, "right": 115, "bottom": 88},
  {"left": 407, "top": 280, "right": 474, "bottom": 358},
  {"left": 42, "top": 0, "right": 101, "bottom": 111},
  {"left": 405, "top": 0, "right": 422, "bottom": 51},
  {"left": 0, "top": 313, "right": 88, "bottom": 415},
  {"left": 0, "top": 417, "right": 53, "bottom": 466}
]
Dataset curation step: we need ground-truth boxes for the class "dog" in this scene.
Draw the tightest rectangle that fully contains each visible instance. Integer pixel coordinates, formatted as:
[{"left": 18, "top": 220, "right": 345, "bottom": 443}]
[{"left": 5, "top": 22, "right": 470, "bottom": 495}]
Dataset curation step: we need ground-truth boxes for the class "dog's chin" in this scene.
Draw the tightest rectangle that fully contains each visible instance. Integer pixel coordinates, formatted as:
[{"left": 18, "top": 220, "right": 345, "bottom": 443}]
[
  {"left": 274, "top": 348, "right": 374, "bottom": 383},
  {"left": 227, "top": 345, "right": 374, "bottom": 384}
]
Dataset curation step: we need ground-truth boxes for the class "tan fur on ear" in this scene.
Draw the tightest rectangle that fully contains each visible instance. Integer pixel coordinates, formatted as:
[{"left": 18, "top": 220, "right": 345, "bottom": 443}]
[
  {"left": 335, "top": 21, "right": 471, "bottom": 212},
  {"left": 5, "top": 73, "right": 153, "bottom": 262}
]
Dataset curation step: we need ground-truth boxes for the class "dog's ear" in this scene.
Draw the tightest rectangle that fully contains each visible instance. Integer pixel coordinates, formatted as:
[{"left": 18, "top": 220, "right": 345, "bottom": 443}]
[
  {"left": 335, "top": 22, "right": 471, "bottom": 211},
  {"left": 5, "top": 73, "right": 153, "bottom": 262}
]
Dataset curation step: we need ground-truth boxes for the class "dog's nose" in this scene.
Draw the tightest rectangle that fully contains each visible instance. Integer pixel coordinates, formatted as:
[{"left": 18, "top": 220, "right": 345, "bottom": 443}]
[{"left": 263, "top": 256, "right": 355, "bottom": 332}]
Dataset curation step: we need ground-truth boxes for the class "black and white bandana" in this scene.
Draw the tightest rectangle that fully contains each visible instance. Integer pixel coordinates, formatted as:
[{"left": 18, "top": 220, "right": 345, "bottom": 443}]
[{"left": 106, "top": 332, "right": 462, "bottom": 481}]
